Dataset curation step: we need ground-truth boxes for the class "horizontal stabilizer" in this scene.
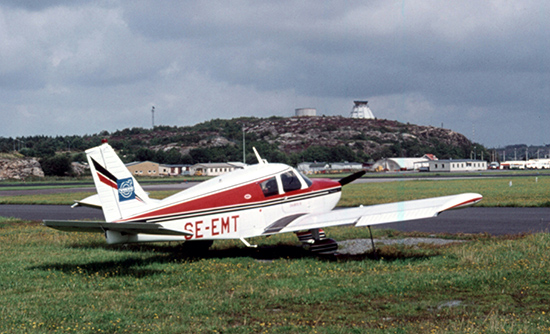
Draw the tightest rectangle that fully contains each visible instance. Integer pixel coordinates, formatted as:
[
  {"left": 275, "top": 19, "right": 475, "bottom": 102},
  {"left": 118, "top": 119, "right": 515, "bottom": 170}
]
[
  {"left": 43, "top": 220, "right": 192, "bottom": 236},
  {"left": 71, "top": 194, "right": 102, "bottom": 209}
]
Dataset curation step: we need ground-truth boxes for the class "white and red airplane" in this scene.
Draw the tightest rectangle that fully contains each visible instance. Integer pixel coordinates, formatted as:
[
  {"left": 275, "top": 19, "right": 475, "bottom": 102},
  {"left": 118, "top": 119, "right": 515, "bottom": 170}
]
[{"left": 44, "top": 141, "right": 482, "bottom": 254}]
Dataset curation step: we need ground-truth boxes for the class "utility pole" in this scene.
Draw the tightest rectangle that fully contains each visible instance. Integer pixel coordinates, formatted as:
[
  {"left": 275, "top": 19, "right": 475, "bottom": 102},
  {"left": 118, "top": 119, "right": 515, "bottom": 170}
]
[
  {"left": 151, "top": 106, "right": 155, "bottom": 128},
  {"left": 242, "top": 126, "right": 246, "bottom": 164}
]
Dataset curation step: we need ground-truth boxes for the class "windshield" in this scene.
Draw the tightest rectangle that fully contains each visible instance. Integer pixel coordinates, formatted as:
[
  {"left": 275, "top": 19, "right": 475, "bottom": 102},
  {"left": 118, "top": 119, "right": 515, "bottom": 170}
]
[{"left": 297, "top": 170, "right": 313, "bottom": 187}]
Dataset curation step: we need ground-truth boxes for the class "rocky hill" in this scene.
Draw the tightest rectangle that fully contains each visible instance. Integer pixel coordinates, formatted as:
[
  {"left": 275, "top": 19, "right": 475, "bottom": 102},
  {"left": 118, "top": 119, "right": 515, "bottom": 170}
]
[
  {"left": 111, "top": 116, "right": 476, "bottom": 162},
  {"left": 243, "top": 116, "right": 472, "bottom": 158}
]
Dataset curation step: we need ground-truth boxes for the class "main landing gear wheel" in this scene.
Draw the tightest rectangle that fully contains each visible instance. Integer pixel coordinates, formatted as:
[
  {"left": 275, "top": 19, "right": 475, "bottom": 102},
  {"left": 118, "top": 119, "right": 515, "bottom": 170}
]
[
  {"left": 304, "top": 238, "right": 338, "bottom": 255},
  {"left": 296, "top": 229, "right": 338, "bottom": 255}
]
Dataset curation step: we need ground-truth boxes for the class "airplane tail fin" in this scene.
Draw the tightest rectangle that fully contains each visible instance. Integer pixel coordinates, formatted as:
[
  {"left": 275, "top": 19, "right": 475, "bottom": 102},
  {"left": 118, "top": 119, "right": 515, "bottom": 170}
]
[{"left": 86, "top": 141, "right": 152, "bottom": 222}]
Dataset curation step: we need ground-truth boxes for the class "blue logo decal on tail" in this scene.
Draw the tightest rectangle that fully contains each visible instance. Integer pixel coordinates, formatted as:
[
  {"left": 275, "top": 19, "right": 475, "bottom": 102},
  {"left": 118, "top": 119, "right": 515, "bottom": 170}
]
[{"left": 117, "top": 178, "right": 135, "bottom": 201}]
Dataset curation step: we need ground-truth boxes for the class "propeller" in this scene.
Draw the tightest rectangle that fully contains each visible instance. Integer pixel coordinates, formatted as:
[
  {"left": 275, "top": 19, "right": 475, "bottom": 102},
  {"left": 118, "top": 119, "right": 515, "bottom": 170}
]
[{"left": 338, "top": 170, "right": 366, "bottom": 186}]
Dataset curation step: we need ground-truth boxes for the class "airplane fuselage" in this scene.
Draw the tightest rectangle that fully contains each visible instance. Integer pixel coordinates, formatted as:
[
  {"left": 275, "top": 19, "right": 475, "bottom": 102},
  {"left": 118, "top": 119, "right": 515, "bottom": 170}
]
[{"left": 109, "top": 163, "right": 342, "bottom": 242}]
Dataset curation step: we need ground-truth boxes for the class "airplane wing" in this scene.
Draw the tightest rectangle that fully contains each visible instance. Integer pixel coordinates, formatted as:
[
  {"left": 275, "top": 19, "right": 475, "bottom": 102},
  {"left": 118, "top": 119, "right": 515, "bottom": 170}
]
[
  {"left": 43, "top": 220, "right": 192, "bottom": 236},
  {"left": 263, "top": 192, "right": 482, "bottom": 235}
]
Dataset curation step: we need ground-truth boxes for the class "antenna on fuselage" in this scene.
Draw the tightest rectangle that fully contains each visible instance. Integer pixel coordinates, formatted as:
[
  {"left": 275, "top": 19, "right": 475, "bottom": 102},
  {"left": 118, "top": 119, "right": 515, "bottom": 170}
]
[{"left": 253, "top": 147, "right": 267, "bottom": 164}]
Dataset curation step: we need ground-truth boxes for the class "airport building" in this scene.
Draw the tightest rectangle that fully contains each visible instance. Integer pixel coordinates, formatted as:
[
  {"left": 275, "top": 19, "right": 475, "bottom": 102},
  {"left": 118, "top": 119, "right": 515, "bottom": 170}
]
[
  {"left": 126, "top": 161, "right": 159, "bottom": 176},
  {"left": 190, "top": 162, "right": 246, "bottom": 176},
  {"left": 297, "top": 162, "right": 364, "bottom": 174},
  {"left": 372, "top": 154, "right": 437, "bottom": 172},
  {"left": 159, "top": 164, "right": 190, "bottom": 176},
  {"left": 428, "top": 159, "right": 487, "bottom": 172}
]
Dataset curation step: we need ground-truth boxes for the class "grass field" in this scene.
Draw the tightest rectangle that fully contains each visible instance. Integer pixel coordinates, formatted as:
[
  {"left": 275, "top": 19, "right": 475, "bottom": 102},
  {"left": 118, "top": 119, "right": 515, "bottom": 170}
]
[
  {"left": 1, "top": 218, "right": 550, "bottom": 333},
  {"left": 1, "top": 175, "right": 550, "bottom": 332}
]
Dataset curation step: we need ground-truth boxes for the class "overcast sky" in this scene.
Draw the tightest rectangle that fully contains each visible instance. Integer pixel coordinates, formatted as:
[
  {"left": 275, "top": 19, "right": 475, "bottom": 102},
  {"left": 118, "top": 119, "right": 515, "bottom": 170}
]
[{"left": 1, "top": 1, "right": 548, "bottom": 147}]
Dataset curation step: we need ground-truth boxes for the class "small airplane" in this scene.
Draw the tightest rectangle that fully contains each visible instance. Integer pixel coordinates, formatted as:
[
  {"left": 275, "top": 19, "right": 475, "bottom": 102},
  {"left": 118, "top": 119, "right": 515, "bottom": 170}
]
[{"left": 44, "top": 141, "right": 482, "bottom": 254}]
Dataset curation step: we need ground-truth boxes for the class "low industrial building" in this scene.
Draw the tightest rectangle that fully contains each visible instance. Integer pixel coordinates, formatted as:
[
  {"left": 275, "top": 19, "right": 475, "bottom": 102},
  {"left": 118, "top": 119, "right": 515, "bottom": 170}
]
[
  {"left": 190, "top": 162, "right": 246, "bottom": 176},
  {"left": 372, "top": 154, "right": 437, "bottom": 172},
  {"left": 126, "top": 161, "right": 243, "bottom": 177},
  {"left": 428, "top": 159, "right": 487, "bottom": 172},
  {"left": 126, "top": 161, "right": 159, "bottom": 176},
  {"left": 297, "top": 162, "right": 330, "bottom": 174},
  {"left": 500, "top": 159, "right": 550, "bottom": 170},
  {"left": 526, "top": 159, "right": 550, "bottom": 169},
  {"left": 159, "top": 164, "right": 191, "bottom": 176},
  {"left": 297, "top": 162, "right": 363, "bottom": 174}
]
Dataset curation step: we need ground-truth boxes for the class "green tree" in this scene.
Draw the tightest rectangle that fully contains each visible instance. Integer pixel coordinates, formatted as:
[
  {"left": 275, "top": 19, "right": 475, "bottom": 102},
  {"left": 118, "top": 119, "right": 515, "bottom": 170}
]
[
  {"left": 134, "top": 148, "right": 155, "bottom": 161},
  {"left": 40, "top": 154, "right": 72, "bottom": 176}
]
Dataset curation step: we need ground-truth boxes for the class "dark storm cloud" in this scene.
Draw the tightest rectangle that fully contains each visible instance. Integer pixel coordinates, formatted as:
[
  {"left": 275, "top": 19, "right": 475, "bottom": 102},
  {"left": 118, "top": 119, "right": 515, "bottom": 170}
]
[{"left": 0, "top": 0, "right": 548, "bottom": 146}]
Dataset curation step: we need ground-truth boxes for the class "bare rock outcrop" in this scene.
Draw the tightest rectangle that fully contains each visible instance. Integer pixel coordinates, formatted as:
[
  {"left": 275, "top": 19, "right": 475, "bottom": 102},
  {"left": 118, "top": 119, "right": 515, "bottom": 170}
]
[{"left": 0, "top": 158, "right": 44, "bottom": 180}]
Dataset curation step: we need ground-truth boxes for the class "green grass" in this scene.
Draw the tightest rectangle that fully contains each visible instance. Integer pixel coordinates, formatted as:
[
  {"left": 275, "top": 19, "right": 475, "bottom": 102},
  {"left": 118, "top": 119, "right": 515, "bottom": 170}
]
[
  {"left": 1, "top": 218, "right": 550, "bottom": 333},
  {"left": 2, "top": 175, "right": 550, "bottom": 332}
]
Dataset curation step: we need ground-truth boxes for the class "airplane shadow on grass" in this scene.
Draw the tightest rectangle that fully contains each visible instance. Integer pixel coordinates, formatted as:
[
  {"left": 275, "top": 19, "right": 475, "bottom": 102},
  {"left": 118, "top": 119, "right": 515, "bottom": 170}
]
[{"left": 30, "top": 241, "right": 440, "bottom": 278}]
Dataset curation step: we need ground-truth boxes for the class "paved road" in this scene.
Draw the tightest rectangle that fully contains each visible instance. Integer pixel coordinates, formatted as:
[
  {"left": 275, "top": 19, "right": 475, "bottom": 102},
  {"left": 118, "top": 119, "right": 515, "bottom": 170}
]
[
  {"left": 381, "top": 207, "right": 550, "bottom": 235},
  {"left": 2, "top": 204, "right": 549, "bottom": 236},
  {"left": 0, "top": 204, "right": 105, "bottom": 221}
]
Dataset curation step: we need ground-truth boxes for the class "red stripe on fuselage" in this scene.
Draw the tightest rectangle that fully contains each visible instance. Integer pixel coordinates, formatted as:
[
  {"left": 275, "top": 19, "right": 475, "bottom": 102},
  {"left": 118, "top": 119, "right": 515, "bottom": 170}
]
[{"left": 119, "top": 178, "right": 341, "bottom": 222}]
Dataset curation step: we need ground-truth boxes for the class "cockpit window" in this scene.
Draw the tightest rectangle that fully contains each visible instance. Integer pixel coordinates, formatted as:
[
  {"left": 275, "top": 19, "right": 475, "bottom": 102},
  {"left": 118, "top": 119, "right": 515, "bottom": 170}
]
[
  {"left": 281, "top": 171, "right": 302, "bottom": 192},
  {"left": 260, "top": 177, "right": 279, "bottom": 197}
]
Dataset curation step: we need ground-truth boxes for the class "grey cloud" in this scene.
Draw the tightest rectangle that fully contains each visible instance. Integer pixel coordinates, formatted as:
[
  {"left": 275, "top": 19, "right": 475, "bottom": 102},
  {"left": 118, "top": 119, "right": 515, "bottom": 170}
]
[
  {"left": 0, "top": 0, "right": 549, "bottom": 147},
  {"left": 0, "top": 0, "right": 93, "bottom": 11}
]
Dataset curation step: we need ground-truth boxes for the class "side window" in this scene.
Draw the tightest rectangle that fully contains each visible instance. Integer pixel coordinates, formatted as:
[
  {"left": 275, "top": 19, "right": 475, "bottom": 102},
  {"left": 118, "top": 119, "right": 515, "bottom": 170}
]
[
  {"left": 260, "top": 177, "right": 279, "bottom": 197},
  {"left": 281, "top": 171, "right": 302, "bottom": 192}
]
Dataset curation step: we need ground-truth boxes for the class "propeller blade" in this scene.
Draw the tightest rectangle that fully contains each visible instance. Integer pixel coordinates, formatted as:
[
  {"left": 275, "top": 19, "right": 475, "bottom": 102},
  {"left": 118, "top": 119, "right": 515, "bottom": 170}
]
[{"left": 338, "top": 170, "right": 366, "bottom": 186}]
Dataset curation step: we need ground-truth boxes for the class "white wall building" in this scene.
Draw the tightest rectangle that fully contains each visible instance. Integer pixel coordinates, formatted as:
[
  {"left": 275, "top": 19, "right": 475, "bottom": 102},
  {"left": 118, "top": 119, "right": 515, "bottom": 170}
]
[
  {"left": 297, "top": 162, "right": 363, "bottom": 174},
  {"left": 428, "top": 159, "right": 487, "bottom": 172},
  {"left": 190, "top": 162, "right": 246, "bottom": 176},
  {"left": 372, "top": 155, "right": 437, "bottom": 172},
  {"left": 526, "top": 159, "right": 550, "bottom": 169}
]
